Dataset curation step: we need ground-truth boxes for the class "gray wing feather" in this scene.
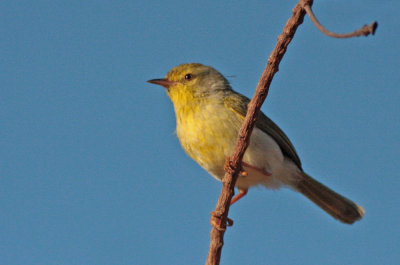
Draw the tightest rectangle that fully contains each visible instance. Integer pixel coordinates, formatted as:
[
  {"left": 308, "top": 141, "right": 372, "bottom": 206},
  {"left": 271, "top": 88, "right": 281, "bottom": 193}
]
[{"left": 224, "top": 92, "right": 302, "bottom": 170}]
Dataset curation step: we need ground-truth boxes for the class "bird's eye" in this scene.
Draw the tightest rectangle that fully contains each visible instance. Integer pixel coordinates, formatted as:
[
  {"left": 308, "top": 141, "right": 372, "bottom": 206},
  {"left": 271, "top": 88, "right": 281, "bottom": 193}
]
[{"left": 184, "top": 73, "right": 193, "bottom": 80}]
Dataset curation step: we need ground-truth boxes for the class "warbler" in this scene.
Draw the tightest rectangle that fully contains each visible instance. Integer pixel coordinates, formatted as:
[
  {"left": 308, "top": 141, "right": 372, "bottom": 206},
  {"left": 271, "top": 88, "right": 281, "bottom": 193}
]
[{"left": 148, "top": 63, "right": 364, "bottom": 224}]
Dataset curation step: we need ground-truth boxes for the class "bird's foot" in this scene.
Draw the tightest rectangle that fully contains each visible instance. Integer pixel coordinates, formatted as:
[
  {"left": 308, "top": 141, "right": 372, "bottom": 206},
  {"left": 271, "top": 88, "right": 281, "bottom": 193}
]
[{"left": 210, "top": 211, "right": 233, "bottom": 231}]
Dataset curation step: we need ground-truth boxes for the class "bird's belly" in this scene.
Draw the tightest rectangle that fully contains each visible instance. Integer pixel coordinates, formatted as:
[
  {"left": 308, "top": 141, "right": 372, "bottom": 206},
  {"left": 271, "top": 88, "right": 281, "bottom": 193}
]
[
  {"left": 176, "top": 106, "right": 294, "bottom": 189},
  {"left": 237, "top": 128, "right": 288, "bottom": 189}
]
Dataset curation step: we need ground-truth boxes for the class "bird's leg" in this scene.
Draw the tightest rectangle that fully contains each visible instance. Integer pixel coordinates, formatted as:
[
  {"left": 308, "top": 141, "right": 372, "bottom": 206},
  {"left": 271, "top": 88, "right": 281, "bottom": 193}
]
[
  {"left": 230, "top": 188, "right": 248, "bottom": 205},
  {"left": 242, "top": 161, "right": 272, "bottom": 176},
  {"left": 210, "top": 188, "right": 247, "bottom": 230}
]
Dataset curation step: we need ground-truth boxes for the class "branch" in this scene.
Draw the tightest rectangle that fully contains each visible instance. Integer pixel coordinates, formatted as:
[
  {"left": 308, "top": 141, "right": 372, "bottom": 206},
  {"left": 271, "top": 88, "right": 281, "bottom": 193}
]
[
  {"left": 304, "top": 4, "right": 377, "bottom": 38},
  {"left": 205, "top": 0, "right": 314, "bottom": 264}
]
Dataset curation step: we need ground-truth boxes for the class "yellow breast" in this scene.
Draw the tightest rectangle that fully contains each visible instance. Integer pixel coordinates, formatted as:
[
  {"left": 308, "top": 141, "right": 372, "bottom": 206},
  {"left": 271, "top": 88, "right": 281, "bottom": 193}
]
[{"left": 174, "top": 98, "right": 242, "bottom": 179}]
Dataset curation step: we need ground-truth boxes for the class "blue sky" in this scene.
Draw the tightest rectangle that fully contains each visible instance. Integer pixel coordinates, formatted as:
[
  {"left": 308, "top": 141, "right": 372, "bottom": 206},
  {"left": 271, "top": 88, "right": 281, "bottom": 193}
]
[{"left": 1, "top": 1, "right": 399, "bottom": 264}]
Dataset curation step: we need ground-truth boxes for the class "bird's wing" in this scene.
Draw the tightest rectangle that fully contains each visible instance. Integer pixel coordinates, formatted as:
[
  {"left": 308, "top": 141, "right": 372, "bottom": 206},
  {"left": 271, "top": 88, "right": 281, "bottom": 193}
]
[{"left": 224, "top": 92, "right": 302, "bottom": 170}]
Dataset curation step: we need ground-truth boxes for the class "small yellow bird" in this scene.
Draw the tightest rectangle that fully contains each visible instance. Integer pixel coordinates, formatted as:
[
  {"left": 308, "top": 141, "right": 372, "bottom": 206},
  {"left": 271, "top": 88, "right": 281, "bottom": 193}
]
[{"left": 148, "top": 63, "right": 364, "bottom": 224}]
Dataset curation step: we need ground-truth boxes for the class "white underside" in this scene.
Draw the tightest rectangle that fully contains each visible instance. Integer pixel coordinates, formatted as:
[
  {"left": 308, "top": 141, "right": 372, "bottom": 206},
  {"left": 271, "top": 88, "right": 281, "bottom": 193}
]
[{"left": 211, "top": 128, "right": 301, "bottom": 190}]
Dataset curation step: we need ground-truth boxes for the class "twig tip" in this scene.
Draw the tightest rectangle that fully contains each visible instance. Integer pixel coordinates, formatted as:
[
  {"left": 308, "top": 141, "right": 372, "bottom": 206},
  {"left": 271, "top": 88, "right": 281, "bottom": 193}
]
[{"left": 370, "top": 21, "right": 378, "bottom": 35}]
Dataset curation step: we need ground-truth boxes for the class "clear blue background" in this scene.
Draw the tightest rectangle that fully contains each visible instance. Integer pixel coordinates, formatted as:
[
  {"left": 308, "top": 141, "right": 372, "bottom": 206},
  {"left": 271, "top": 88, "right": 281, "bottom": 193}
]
[{"left": 1, "top": 1, "right": 399, "bottom": 264}]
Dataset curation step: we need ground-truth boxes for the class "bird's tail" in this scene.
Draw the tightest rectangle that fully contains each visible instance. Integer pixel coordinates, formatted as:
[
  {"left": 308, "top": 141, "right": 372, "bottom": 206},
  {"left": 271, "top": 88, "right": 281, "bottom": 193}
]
[{"left": 295, "top": 172, "right": 364, "bottom": 224}]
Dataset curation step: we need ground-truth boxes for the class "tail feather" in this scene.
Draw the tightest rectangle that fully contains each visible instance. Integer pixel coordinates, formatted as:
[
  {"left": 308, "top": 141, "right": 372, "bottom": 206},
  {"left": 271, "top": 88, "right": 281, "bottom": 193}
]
[{"left": 296, "top": 172, "right": 364, "bottom": 224}]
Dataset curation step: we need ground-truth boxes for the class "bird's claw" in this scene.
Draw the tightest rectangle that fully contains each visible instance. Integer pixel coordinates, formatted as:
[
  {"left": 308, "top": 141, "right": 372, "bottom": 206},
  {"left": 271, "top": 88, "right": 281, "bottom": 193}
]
[{"left": 210, "top": 211, "right": 233, "bottom": 231}]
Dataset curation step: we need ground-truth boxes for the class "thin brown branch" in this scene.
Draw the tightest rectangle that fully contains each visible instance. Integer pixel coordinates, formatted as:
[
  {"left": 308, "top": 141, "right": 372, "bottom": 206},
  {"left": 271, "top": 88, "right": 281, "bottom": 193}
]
[
  {"left": 304, "top": 5, "right": 378, "bottom": 38},
  {"left": 205, "top": 0, "right": 314, "bottom": 264}
]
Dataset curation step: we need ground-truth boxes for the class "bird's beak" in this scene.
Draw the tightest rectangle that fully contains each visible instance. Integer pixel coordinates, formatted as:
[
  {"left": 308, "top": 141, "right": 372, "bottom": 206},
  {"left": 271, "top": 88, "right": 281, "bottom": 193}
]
[{"left": 147, "top": 78, "right": 175, "bottom": 89}]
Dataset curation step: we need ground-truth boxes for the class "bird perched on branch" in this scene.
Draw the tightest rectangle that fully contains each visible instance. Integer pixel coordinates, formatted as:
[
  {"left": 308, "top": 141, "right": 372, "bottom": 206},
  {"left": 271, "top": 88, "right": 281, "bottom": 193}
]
[{"left": 148, "top": 63, "right": 364, "bottom": 224}]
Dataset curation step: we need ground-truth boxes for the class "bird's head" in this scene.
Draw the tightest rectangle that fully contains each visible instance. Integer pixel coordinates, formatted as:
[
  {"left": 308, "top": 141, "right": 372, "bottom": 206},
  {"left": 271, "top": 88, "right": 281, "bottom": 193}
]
[{"left": 148, "top": 63, "right": 231, "bottom": 105}]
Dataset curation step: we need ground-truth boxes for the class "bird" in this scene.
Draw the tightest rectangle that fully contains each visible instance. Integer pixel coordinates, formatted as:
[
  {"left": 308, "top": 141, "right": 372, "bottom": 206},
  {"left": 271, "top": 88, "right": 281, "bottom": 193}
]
[{"left": 148, "top": 63, "right": 364, "bottom": 224}]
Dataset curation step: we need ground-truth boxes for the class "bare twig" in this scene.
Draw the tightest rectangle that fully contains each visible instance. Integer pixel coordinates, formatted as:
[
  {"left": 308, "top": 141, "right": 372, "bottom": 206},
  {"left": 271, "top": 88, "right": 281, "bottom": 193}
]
[
  {"left": 304, "top": 4, "right": 377, "bottom": 38},
  {"left": 205, "top": 0, "right": 314, "bottom": 264}
]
